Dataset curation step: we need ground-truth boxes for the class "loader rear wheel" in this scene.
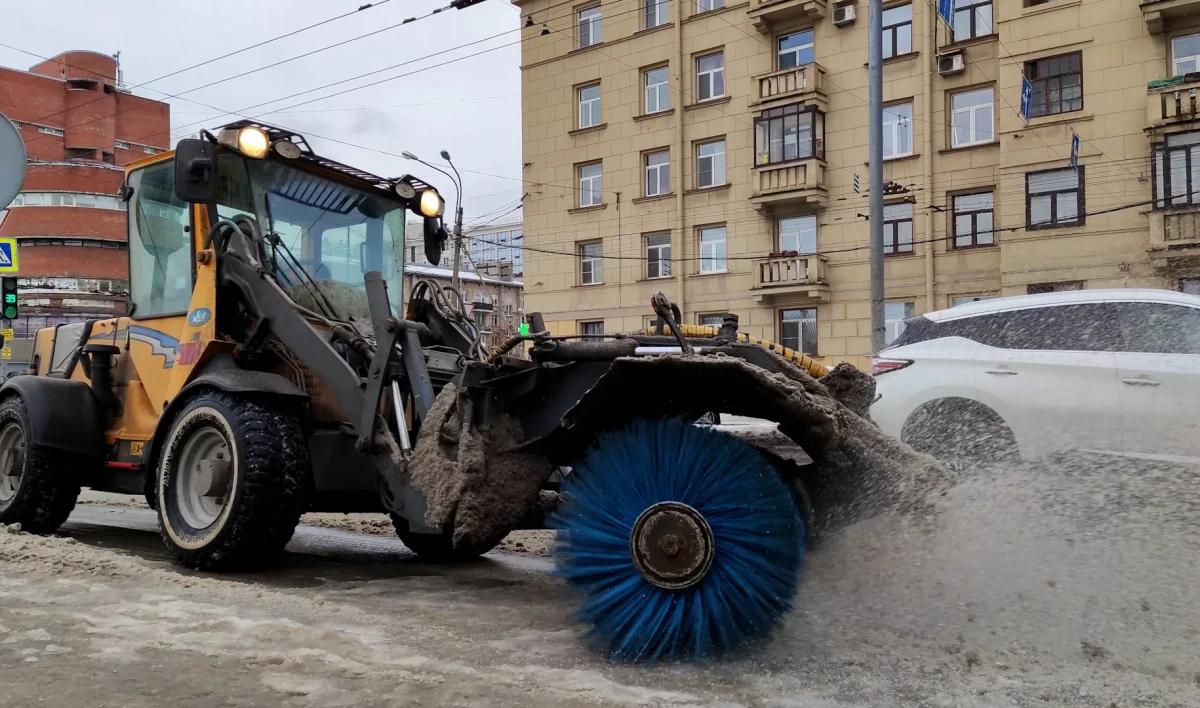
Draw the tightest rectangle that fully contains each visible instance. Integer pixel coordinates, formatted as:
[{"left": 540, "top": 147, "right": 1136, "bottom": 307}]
[
  {"left": 158, "top": 391, "right": 309, "bottom": 571},
  {"left": 389, "top": 515, "right": 504, "bottom": 562},
  {"left": 0, "top": 396, "right": 84, "bottom": 534}
]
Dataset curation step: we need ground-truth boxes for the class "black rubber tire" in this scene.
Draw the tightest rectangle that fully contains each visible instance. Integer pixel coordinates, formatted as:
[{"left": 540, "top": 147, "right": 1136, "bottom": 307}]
[
  {"left": 389, "top": 514, "right": 504, "bottom": 562},
  {"left": 158, "top": 390, "right": 310, "bottom": 571},
  {"left": 902, "top": 398, "right": 1019, "bottom": 467},
  {"left": 0, "top": 396, "right": 86, "bottom": 534}
]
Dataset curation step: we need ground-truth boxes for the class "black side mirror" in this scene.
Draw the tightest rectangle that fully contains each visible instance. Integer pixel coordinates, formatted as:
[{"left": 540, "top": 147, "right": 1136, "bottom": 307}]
[
  {"left": 423, "top": 216, "right": 447, "bottom": 265},
  {"left": 174, "top": 138, "right": 217, "bottom": 203}
]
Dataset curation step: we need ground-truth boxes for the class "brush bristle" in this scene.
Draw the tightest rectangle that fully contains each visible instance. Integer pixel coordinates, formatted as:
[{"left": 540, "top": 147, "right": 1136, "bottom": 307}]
[{"left": 552, "top": 418, "right": 804, "bottom": 661}]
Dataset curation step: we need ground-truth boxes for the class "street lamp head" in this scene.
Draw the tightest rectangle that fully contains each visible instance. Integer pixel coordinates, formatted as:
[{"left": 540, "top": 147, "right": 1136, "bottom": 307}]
[
  {"left": 401, "top": 151, "right": 418, "bottom": 161},
  {"left": 440, "top": 150, "right": 452, "bottom": 161}
]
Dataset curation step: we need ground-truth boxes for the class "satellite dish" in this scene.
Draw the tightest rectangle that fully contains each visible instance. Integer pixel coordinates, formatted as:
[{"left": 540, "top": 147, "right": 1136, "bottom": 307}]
[{"left": 0, "top": 111, "right": 27, "bottom": 208}]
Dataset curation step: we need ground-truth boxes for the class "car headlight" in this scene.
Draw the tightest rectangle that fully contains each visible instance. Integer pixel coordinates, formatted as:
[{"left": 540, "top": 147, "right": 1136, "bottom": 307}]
[{"left": 419, "top": 189, "right": 445, "bottom": 218}]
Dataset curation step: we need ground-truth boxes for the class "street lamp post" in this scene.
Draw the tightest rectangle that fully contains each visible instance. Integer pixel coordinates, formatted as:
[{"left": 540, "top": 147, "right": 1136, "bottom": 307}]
[{"left": 402, "top": 150, "right": 464, "bottom": 291}]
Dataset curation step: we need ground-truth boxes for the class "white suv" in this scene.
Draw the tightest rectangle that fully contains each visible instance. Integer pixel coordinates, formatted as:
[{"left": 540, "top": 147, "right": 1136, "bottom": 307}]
[{"left": 871, "top": 289, "right": 1200, "bottom": 465}]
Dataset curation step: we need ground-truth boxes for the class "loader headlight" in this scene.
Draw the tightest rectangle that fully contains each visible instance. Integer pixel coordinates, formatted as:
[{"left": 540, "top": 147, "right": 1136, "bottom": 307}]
[
  {"left": 418, "top": 189, "right": 445, "bottom": 218},
  {"left": 217, "top": 126, "right": 270, "bottom": 159}
]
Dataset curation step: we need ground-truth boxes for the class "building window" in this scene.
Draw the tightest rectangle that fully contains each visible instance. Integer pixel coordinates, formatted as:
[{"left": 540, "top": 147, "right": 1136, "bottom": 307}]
[
  {"left": 579, "top": 241, "right": 603, "bottom": 285},
  {"left": 950, "top": 87, "right": 994, "bottom": 148},
  {"left": 952, "top": 192, "right": 995, "bottom": 248},
  {"left": 580, "top": 320, "right": 605, "bottom": 336},
  {"left": 1026, "top": 53, "right": 1082, "bottom": 118},
  {"left": 143, "top": 146, "right": 156, "bottom": 154},
  {"left": 644, "top": 66, "right": 670, "bottom": 114},
  {"left": 696, "top": 140, "right": 726, "bottom": 188},
  {"left": 578, "top": 162, "right": 603, "bottom": 207},
  {"left": 645, "top": 0, "right": 668, "bottom": 28},
  {"left": 883, "top": 202, "right": 914, "bottom": 255},
  {"left": 885, "top": 302, "right": 915, "bottom": 345},
  {"left": 883, "top": 102, "right": 913, "bottom": 159},
  {"left": 952, "top": 295, "right": 997, "bottom": 306},
  {"left": 754, "top": 103, "right": 825, "bottom": 165},
  {"left": 114, "top": 140, "right": 130, "bottom": 149},
  {"left": 697, "top": 0, "right": 724, "bottom": 12},
  {"left": 780, "top": 308, "right": 817, "bottom": 355},
  {"left": 778, "top": 215, "right": 816, "bottom": 254},
  {"left": 578, "top": 6, "right": 602, "bottom": 48},
  {"left": 37, "top": 126, "right": 64, "bottom": 137},
  {"left": 699, "top": 313, "right": 725, "bottom": 327},
  {"left": 645, "top": 150, "right": 670, "bottom": 196},
  {"left": 578, "top": 84, "right": 601, "bottom": 129},
  {"left": 952, "top": 0, "right": 993, "bottom": 41},
  {"left": 1173, "top": 34, "right": 1200, "bottom": 76},
  {"left": 646, "top": 233, "right": 672, "bottom": 279},
  {"left": 1027, "top": 167, "right": 1083, "bottom": 229},
  {"left": 698, "top": 226, "right": 727, "bottom": 273},
  {"left": 882, "top": 4, "right": 913, "bottom": 59},
  {"left": 778, "top": 30, "right": 814, "bottom": 69},
  {"left": 1027, "top": 281, "right": 1084, "bottom": 294},
  {"left": 1153, "top": 130, "right": 1200, "bottom": 209},
  {"left": 696, "top": 52, "right": 725, "bottom": 101}
]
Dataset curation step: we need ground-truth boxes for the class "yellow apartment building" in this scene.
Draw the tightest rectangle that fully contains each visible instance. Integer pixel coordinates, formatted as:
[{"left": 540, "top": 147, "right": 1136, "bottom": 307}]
[{"left": 512, "top": 0, "right": 1200, "bottom": 367}]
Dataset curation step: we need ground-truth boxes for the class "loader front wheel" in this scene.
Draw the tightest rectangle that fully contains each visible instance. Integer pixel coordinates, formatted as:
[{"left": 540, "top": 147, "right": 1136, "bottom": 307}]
[
  {"left": 0, "top": 396, "right": 84, "bottom": 534},
  {"left": 158, "top": 391, "right": 309, "bottom": 571}
]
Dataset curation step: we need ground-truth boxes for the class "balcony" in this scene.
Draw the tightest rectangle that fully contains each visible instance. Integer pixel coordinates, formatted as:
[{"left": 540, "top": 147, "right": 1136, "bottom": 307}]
[
  {"left": 751, "top": 253, "right": 831, "bottom": 301},
  {"left": 1149, "top": 208, "right": 1200, "bottom": 269},
  {"left": 748, "top": 0, "right": 827, "bottom": 33},
  {"left": 1146, "top": 76, "right": 1200, "bottom": 131},
  {"left": 1142, "top": 0, "right": 1200, "bottom": 33},
  {"left": 751, "top": 63, "right": 827, "bottom": 110},
  {"left": 751, "top": 159, "right": 827, "bottom": 210}
]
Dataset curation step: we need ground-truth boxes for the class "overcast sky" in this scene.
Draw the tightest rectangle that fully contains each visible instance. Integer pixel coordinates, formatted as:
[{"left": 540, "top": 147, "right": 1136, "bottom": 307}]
[{"left": 1, "top": 0, "right": 525, "bottom": 225}]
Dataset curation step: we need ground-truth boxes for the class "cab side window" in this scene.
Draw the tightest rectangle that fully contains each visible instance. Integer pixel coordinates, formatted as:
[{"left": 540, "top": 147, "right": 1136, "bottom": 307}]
[
  {"left": 949, "top": 304, "right": 1119, "bottom": 351},
  {"left": 127, "top": 160, "right": 194, "bottom": 317},
  {"left": 1113, "top": 303, "right": 1200, "bottom": 355}
]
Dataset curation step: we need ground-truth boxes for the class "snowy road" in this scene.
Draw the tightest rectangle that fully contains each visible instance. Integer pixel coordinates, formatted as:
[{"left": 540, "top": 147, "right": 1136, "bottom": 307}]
[{"left": 2, "top": 458, "right": 1200, "bottom": 707}]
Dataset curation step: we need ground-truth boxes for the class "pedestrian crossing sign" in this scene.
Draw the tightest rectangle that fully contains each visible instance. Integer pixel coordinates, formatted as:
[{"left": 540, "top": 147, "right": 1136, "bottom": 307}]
[{"left": 0, "top": 239, "right": 17, "bottom": 273}]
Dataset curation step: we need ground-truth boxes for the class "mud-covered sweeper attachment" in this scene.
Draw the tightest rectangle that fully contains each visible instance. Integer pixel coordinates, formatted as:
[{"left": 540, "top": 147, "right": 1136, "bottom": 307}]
[{"left": 551, "top": 419, "right": 804, "bottom": 661}]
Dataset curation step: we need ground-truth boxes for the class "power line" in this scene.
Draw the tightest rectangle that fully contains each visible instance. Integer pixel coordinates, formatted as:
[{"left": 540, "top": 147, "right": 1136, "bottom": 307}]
[
  {"left": 0, "top": 1, "right": 395, "bottom": 132},
  {"left": 170, "top": 94, "right": 520, "bottom": 115}
]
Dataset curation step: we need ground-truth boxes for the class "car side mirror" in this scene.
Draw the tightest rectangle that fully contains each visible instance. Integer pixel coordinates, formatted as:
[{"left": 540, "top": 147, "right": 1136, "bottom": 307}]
[
  {"left": 423, "top": 216, "right": 447, "bottom": 265},
  {"left": 174, "top": 138, "right": 217, "bottom": 203}
]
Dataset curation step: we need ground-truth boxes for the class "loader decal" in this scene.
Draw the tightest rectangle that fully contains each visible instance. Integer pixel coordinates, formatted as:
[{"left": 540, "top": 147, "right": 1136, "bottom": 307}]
[{"left": 127, "top": 326, "right": 179, "bottom": 368}]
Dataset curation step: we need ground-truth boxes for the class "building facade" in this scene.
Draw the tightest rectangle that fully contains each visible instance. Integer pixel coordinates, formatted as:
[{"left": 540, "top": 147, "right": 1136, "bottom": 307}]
[
  {"left": 0, "top": 50, "right": 170, "bottom": 335},
  {"left": 403, "top": 220, "right": 525, "bottom": 344},
  {"left": 514, "top": 0, "right": 1200, "bottom": 368}
]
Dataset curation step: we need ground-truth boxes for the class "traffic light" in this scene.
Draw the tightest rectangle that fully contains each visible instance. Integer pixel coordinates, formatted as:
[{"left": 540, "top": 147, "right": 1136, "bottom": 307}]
[{"left": 1, "top": 277, "right": 17, "bottom": 320}]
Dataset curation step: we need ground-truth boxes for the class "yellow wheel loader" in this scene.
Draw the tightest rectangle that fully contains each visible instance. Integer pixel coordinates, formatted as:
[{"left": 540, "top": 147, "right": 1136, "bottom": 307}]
[{"left": 0, "top": 122, "right": 945, "bottom": 658}]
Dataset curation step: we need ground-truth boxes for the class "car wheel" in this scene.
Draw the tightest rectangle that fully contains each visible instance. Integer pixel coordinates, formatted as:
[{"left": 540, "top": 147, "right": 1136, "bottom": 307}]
[{"left": 902, "top": 398, "right": 1018, "bottom": 471}]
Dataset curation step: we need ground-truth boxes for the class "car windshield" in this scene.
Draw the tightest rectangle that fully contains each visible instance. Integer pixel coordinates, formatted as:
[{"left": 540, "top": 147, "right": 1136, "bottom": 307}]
[{"left": 214, "top": 154, "right": 407, "bottom": 318}]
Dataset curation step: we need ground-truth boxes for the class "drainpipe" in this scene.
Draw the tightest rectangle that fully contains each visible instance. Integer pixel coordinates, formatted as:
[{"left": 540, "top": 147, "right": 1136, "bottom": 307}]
[
  {"left": 673, "top": 0, "right": 687, "bottom": 318},
  {"left": 922, "top": 3, "right": 936, "bottom": 311}
]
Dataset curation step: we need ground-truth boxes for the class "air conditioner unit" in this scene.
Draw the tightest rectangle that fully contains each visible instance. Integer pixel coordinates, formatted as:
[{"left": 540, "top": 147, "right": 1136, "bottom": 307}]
[
  {"left": 833, "top": 4, "right": 856, "bottom": 26},
  {"left": 937, "top": 51, "right": 965, "bottom": 76}
]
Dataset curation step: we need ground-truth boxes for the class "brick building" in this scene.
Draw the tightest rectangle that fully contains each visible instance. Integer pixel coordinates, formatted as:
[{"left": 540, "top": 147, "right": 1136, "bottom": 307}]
[
  {"left": 514, "top": 0, "right": 1200, "bottom": 369},
  {"left": 0, "top": 50, "right": 170, "bottom": 335}
]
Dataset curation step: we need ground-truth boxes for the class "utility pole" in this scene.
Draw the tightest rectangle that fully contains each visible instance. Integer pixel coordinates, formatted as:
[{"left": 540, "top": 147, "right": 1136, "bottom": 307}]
[
  {"left": 867, "top": 0, "right": 886, "bottom": 353},
  {"left": 450, "top": 204, "right": 464, "bottom": 292}
]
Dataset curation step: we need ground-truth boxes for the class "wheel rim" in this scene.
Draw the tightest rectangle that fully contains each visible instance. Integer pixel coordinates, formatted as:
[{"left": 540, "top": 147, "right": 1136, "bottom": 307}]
[
  {"left": 173, "top": 425, "right": 233, "bottom": 530},
  {"left": 0, "top": 422, "right": 24, "bottom": 502}
]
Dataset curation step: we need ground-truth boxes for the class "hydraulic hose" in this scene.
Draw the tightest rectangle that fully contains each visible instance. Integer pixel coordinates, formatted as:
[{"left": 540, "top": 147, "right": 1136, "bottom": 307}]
[{"left": 638, "top": 324, "right": 829, "bottom": 378}]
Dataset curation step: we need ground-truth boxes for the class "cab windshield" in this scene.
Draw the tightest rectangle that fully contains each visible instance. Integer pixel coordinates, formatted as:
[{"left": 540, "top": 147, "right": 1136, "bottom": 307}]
[{"left": 215, "top": 154, "right": 407, "bottom": 318}]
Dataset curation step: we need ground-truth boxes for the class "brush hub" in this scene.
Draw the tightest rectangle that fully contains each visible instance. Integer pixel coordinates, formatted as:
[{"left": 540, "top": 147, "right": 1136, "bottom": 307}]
[{"left": 630, "top": 502, "right": 714, "bottom": 590}]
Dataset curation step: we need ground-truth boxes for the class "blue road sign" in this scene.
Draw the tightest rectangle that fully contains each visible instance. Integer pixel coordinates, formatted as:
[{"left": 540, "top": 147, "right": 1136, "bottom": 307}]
[
  {"left": 1020, "top": 77, "right": 1034, "bottom": 123},
  {"left": 1070, "top": 132, "right": 1080, "bottom": 169},
  {"left": 0, "top": 238, "right": 17, "bottom": 273}
]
